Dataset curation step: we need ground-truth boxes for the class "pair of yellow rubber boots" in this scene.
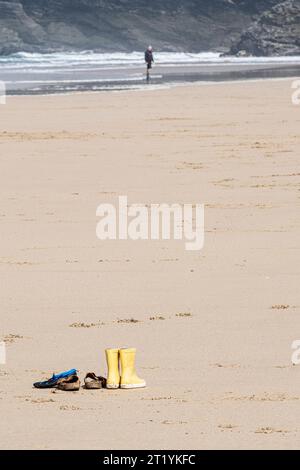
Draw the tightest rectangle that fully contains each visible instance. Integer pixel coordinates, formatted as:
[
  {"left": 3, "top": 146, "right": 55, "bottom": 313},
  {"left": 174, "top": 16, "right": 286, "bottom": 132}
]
[{"left": 105, "top": 348, "right": 146, "bottom": 389}]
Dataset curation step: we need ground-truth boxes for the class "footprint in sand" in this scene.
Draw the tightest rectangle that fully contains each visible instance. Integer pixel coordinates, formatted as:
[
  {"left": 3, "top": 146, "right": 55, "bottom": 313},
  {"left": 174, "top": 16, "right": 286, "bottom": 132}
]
[
  {"left": 176, "top": 162, "right": 204, "bottom": 171},
  {"left": 255, "top": 427, "right": 290, "bottom": 435},
  {"left": 213, "top": 178, "right": 236, "bottom": 188},
  {"left": 271, "top": 304, "right": 290, "bottom": 310},
  {"left": 0, "top": 131, "right": 97, "bottom": 142},
  {"left": 176, "top": 313, "right": 192, "bottom": 318},
  {"left": 211, "top": 363, "right": 240, "bottom": 369},
  {"left": 162, "top": 420, "right": 188, "bottom": 425},
  {"left": 69, "top": 321, "right": 105, "bottom": 328},
  {"left": 3, "top": 334, "right": 24, "bottom": 344},
  {"left": 218, "top": 424, "right": 238, "bottom": 432},
  {"left": 27, "top": 398, "right": 55, "bottom": 404},
  {"left": 59, "top": 405, "right": 81, "bottom": 411},
  {"left": 117, "top": 318, "right": 140, "bottom": 324},
  {"left": 223, "top": 393, "right": 300, "bottom": 403}
]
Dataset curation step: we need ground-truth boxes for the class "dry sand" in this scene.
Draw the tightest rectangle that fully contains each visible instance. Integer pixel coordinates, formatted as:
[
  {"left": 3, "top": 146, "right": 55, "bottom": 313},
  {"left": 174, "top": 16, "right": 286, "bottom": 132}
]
[{"left": 0, "top": 79, "right": 300, "bottom": 450}]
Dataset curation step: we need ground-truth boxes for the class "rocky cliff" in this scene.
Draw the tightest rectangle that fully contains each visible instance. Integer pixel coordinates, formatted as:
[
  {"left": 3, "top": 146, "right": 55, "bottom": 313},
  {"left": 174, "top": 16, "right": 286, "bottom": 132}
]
[
  {"left": 229, "top": 0, "right": 300, "bottom": 56},
  {"left": 0, "top": 0, "right": 291, "bottom": 55}
]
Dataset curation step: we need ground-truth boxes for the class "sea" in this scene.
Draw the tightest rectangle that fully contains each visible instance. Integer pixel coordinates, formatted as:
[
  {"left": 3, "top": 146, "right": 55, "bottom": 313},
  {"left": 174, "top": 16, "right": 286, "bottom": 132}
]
[{"left": 0, "top": 51, "right": 300, "bottom": 95}]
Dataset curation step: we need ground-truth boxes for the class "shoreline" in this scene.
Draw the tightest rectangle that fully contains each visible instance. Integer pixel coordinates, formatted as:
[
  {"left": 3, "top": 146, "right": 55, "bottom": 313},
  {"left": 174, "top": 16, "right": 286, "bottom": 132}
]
[
  {"left": 3, "top": 61, "right": 300, "bottom": 96},
  {"left": 5, "top": 75, "right": 300, "bottom": 100}
]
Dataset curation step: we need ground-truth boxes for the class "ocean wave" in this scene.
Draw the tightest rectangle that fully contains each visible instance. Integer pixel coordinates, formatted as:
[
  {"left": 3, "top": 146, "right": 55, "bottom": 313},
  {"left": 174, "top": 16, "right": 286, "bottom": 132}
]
[{"left": 1, "top": 51, "right": 299, "bottom": 71}]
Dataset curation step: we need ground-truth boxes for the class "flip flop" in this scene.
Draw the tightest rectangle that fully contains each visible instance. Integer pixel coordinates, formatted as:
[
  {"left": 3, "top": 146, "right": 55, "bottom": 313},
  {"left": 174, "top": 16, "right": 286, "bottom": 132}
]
[
  {"left": 57, "top": 375, "right": 81, "bottom": 391},
  {"left": 33, "top": 369, "right": 77, "bottom": 389},
  {"left": 84, "top": 372, "right": 107, "bottom": 389}
]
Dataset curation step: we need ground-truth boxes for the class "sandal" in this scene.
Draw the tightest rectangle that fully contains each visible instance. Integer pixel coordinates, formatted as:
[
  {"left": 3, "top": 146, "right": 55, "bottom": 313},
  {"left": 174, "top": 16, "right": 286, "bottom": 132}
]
[
  {"left": 57, "top": 375, "right": 81, "bottom": 391},
  {"left": 84, "top": 372, "right": 106, "bottom": 389}
]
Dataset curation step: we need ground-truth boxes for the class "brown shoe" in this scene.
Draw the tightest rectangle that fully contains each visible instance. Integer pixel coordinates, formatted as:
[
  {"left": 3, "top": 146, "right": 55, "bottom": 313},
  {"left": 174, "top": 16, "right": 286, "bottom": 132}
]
[
  {"left": 57, "top": 375, "right": 80, "bottom": 391},
  {"left": 84, "top": 372, "right": 106, "bottom": 390}
]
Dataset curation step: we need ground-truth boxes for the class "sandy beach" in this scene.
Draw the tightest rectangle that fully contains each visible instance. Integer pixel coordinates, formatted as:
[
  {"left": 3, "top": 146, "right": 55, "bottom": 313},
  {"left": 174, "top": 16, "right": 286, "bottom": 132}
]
[{"left": 0, "top": 78, "right": 300, "bottom": 450}]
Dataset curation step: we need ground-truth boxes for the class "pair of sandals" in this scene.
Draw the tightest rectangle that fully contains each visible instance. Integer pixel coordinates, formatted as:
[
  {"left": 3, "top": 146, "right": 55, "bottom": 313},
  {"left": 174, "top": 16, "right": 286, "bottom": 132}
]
[
  {"left": 59, "top": 373, "right": 107, "bottom": 391},
  {"left": 33, "top": 369, "right": 106, "bottom": 392}
]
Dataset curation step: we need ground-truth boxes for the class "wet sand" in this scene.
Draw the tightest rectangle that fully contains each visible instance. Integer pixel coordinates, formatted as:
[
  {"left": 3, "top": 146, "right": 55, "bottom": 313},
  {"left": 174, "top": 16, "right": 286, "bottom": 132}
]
[{"left": 0, "top": 78, "right": 300, "bottom": 449}]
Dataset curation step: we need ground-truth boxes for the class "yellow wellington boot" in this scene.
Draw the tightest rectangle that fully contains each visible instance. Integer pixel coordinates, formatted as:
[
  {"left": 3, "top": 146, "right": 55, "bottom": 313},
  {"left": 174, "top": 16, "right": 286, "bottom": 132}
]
[
  {"left": 105, "top": 348, "right": 120, "bottom": 389},
  {"left": 120, "top": 348, "right": 146, "bottom": 389}
]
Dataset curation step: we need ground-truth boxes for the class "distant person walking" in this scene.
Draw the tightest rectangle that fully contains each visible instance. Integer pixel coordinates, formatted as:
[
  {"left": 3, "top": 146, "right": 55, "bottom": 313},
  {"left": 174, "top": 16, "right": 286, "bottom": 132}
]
[{"left": 145, "top": 46, "right": 154, "bottom": 81}]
